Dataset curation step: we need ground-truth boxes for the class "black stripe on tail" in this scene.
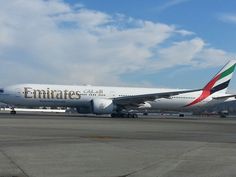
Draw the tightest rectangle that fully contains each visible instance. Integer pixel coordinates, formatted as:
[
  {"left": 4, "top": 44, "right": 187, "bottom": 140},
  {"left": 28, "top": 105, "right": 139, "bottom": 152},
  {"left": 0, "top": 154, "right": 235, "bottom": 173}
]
[{"left": 210, "top": 80, "right": 230, "bottom": 94}]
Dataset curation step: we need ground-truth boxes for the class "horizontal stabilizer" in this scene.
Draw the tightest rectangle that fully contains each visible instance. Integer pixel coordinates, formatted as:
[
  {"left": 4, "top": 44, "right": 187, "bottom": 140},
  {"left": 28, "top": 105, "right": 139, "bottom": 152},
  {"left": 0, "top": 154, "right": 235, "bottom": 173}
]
[{"left": 212, "top": 94, "right": 236, "bottom": 100}]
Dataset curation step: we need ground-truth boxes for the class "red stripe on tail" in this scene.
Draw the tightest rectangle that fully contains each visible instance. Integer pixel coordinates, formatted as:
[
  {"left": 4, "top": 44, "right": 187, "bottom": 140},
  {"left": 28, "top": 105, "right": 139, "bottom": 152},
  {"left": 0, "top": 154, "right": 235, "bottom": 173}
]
[{"left": 185, "top": 74, "right": 221, "bottom": 107}]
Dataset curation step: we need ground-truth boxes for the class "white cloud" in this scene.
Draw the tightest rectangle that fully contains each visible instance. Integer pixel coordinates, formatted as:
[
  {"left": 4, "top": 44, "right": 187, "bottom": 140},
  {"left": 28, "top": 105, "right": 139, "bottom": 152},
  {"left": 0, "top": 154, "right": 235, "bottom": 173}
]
[
  {"left": 194, "top": 48, "right": 233, "bottom": 68},
  {"left": 0, "top": 0, "right": 234, "bottom": 86},
  {"left": 176, "top": 29, "right": 195, "bottom": 36},
  {"left": 156, "top": 0, "right": 190, "bottom": 12},
  {"left": 53, "top": 8, "right": 112, "bottom": 28},
  {"left": 151, "top": 38, "right": 205, "bottom": 70},
  {"left": 219, "top": 13, "right": 236, "bottom": 24},
  {"left": 149, "top": 38, "right": 234, "bottom": 71}
]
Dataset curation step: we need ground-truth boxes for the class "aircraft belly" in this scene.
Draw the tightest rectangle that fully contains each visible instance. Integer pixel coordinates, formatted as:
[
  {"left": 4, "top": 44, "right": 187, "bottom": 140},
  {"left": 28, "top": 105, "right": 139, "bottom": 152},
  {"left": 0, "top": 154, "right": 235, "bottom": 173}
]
[
  {"left": 8, "top": 97, "right": 88, "bottom": 107},
  {"left": 149, "top": 99, "right": 189, "bottom": 110}
]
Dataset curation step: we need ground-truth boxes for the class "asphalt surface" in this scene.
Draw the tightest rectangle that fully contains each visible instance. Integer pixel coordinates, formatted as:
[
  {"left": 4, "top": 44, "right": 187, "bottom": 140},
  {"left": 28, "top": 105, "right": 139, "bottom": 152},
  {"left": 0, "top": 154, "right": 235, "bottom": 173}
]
[{"left": 0, "top": 112, "right": 236, "bottom": 177}]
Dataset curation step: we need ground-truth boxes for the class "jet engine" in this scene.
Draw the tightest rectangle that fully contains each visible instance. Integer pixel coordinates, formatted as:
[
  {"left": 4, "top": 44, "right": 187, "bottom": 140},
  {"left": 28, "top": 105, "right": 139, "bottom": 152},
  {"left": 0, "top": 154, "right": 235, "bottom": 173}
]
[
  {"left": 92, "top": 98, "right": 115, "bottom": 114},
  {"left": 76, "top": 106, "right": 92, "bottom": 114}
]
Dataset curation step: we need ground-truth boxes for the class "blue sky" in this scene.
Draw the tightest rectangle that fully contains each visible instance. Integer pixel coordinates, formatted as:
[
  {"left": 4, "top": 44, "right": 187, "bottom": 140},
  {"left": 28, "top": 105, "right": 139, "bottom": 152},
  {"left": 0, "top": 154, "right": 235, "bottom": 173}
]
[
  {"left": 68, "top": 0, "right": 236, "bottom": 50},
  {"left": 0, "top": 0, "right": 236, "bottom": 91}
]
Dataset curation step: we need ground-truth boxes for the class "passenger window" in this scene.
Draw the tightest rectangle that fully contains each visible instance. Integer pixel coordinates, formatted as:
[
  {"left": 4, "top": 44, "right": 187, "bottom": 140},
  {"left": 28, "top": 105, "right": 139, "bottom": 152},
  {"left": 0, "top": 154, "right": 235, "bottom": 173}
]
[{"left": 0, "top": 89, "right": 4, "bottom": 93}]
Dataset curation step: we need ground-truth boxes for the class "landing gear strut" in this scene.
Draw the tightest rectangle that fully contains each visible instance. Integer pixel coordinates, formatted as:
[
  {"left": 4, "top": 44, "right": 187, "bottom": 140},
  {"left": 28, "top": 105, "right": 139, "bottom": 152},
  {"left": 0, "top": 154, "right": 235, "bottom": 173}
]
[
  {"left": 10, "top": 108, "right": 16, "bottom": 114},
  {"left": 111, "top": 113, "right": 138, "bottom": 118}
]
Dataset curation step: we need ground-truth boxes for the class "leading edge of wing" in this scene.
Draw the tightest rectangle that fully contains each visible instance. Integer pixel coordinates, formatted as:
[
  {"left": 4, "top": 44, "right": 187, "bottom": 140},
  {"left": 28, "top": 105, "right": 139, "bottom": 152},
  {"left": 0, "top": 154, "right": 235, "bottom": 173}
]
[{"left": 113, "top": 88, "right": 202, "bottom": 106}]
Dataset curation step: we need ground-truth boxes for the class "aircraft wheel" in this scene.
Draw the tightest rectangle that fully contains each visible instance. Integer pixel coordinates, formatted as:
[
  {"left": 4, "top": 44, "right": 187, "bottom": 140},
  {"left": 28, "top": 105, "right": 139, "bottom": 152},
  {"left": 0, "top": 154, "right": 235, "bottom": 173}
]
[
  {"left": 128, "top": 113, "right": 133, "bottom": 118},
  {"left": 10, "top": 110, "right": 16, "bottom": 115},
  {"left": 111, "top": 113, "right": 118, "bottom": 118},
  {"left": 122, "top": 113, "right": 128, "bottom": 118}
]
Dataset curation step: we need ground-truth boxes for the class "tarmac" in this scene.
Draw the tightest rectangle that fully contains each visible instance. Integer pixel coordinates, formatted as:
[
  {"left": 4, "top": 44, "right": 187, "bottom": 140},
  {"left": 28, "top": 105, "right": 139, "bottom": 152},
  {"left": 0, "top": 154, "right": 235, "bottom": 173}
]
[{"left": 0, "top": 112, "right": 236, "bottom": 177}]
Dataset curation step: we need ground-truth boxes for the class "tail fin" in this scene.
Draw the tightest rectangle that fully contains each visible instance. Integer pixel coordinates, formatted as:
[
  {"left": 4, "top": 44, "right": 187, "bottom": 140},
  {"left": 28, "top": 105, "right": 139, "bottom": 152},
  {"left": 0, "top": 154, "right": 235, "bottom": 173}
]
[
  {"left": 185, "top": 60, "right": 236, "bottom": 107},
  {"left": 203, "top": 60, "right": 236, "bottom": 94}
]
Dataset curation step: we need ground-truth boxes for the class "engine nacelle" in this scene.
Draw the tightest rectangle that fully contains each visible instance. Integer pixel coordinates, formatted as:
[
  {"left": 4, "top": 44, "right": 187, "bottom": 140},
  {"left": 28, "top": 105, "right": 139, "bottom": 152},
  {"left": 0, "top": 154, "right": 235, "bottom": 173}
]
[
  {"left": 76, "top": 106, "right": 92, "bottom": 114},
  {"left": 92, "top": 98, "right": 115, "bottom": 114},
  {"left": 138, "top": 102, "right": 152, "bottom": 109}
]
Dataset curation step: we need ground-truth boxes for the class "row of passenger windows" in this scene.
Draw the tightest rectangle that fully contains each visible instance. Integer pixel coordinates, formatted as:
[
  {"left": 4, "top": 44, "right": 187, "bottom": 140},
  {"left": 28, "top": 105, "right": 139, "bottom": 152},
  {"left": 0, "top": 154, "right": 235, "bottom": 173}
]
[
  {"left": 81, "top": 94, "right": 135, "bottom": 97},
  {"left": 119, "top": 95, "right": 134, "bottom": 97},
  {"left": 80, "top": 94, "right": 135, "bottom": 97},
  {"left": 171, "top": 96, "right": 196, "bottom": 99},
  {"left": 19, "top": 91, "right": 195, "bottom": 99},
  {"left": 21, "top": 92, "right": 107, "bottom": 97},
  {"left": 84, "top": 94, "right": 134, "bottom": 97},
  {"left": 80, "top": 94, "right": 106, "bottom": 97}
]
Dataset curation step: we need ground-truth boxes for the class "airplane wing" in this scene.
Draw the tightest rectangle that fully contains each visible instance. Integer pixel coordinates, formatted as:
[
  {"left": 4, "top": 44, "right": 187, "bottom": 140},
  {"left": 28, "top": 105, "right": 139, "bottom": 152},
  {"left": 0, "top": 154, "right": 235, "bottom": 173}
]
[
  {"left": 212, "top": 94, "right": 236, "bottom": 100},
  {"left": 113, "top": 89, "right": 201, "bottom": 106}
]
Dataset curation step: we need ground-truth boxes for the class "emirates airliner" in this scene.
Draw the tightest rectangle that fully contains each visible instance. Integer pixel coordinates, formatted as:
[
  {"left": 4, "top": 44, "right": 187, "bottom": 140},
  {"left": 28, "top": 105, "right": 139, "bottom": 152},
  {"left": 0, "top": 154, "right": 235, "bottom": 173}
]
[{"left": 0, "top": 60, "right": 236, "bottom": 117}]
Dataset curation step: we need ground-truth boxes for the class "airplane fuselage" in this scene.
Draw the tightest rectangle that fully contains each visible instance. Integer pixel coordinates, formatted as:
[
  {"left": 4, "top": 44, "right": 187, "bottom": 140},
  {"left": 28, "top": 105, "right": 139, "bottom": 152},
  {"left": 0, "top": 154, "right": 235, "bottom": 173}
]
[
  {"left": 1, "top": 61, "right": 235, "bottom": 116},
  {"left": 0, "top": 84, "right": 228, "bottom": 112}
]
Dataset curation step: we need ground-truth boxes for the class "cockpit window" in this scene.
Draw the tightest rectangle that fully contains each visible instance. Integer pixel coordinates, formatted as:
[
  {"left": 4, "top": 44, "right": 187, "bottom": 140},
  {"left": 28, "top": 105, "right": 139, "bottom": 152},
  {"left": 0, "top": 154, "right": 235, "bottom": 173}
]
[{"left": 0, "top": 89, "right": 4, "bottom": 93}]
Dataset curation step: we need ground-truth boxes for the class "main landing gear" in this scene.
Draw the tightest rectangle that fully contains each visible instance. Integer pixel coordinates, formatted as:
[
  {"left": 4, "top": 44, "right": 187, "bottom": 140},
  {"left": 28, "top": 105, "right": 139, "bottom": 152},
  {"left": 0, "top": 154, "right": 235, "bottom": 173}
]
[
  {"left": 111, "top": 112, "right": 138, "bottom": 118},
  {"left": 10, "top": 108, "right": 16, "bottom": 114}
]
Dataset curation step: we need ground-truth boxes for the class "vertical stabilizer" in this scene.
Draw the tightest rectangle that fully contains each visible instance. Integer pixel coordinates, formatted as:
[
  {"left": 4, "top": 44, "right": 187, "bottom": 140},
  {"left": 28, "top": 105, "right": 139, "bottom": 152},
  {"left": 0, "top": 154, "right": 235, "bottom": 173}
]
[
  {"left": 204, "top": 60, "right": 236, "bottom": 94},
  {"left": 185, "top": 60, "right": 236, "bottom": 107}
]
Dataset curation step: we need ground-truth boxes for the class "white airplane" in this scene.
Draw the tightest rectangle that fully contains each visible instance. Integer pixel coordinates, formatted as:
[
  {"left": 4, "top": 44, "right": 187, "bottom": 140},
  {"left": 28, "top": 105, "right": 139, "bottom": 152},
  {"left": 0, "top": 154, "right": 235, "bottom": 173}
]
[{"left": 0, "top": 60, "right": 236, "bottom": 117}]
